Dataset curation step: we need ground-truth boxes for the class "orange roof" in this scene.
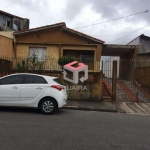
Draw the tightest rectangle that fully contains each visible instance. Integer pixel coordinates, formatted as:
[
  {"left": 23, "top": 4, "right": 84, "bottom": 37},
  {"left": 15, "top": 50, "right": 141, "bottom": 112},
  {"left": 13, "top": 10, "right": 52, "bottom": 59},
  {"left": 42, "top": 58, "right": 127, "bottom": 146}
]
[{"left": 13, "top": 22, "right": 104, "bottom": 44}]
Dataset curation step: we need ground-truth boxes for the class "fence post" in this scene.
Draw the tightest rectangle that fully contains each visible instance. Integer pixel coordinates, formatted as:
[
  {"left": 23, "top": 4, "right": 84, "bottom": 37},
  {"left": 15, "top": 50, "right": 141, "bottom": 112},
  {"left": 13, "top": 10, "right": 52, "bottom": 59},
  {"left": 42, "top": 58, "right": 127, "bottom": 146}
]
[
  {"left": 101, "top": 61, "right": 103, "bottom": 72},
  {"left": 112, "top": 60, "right": 117, "bottom": 101}
]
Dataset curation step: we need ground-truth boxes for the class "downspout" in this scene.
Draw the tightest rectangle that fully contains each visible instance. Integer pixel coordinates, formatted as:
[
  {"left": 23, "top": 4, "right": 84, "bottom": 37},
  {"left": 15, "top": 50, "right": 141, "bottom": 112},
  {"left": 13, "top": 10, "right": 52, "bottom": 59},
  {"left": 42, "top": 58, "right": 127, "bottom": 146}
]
[{"left": 13, "top": 33, "right": 16, "bottom": 58}]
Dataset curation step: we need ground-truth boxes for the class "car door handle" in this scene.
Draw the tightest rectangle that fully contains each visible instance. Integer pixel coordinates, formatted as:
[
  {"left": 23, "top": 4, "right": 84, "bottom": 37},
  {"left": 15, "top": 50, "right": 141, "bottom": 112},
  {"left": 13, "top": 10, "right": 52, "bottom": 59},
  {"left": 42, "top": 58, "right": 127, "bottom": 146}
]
[
  {"left": 12, "top": 86, "right": 18, "bottom": 89},
  {"left": 36, "top": 87, "right": 43, "bottom": 89}
]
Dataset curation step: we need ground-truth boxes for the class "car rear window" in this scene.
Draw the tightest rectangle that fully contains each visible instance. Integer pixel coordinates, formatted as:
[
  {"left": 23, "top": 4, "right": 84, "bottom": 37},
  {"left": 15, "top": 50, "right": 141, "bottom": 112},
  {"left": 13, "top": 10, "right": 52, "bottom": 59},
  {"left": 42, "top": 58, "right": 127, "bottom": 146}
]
[{"left": 53, "top": 78, "right": 64, "bottom": 85}]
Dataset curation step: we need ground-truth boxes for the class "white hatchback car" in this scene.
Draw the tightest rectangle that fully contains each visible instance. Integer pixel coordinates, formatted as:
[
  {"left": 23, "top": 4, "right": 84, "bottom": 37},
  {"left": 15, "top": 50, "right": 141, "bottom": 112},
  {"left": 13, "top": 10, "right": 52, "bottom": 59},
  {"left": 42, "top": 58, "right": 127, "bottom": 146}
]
[{"left": 0, "top": 73, "right": 67, "bottom": 114}]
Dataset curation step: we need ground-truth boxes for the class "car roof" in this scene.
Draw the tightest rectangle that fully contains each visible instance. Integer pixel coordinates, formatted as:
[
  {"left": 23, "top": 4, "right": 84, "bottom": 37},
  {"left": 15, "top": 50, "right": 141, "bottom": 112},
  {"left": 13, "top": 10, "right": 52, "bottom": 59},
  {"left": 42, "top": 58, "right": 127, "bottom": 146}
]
[{"left": 0, "top": 73, "right": 57, "bottom": 79}]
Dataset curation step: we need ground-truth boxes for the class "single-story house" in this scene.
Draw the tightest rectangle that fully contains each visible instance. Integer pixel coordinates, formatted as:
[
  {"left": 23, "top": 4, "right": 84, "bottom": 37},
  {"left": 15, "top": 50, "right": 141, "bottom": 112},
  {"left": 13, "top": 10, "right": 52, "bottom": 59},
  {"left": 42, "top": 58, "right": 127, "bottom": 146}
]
[{"left": 13, "top": 22, "right": 104, "bottom": 72}]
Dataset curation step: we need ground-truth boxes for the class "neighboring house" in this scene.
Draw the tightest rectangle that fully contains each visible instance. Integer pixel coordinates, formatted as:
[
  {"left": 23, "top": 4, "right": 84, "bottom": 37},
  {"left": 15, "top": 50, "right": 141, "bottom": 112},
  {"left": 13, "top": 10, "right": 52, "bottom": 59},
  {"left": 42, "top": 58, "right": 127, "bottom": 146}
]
[
  {"left": 0, "top": 9, "right": 29, "bottom": 69},
  {"left": 0, "top": 31, "right": 14, "bottom": 56},
  {"left": 0, "top": 10, "right": 29, "bottom": 31},
  {"left": 128, "top": 34, "right": 150, "bottom": 54},
  {"left": 128, "top": 34, "right": 150, "bottom": 66},
  {"left": 0, "top": 32, "right": 14, "bottom": 69},
  {"left": 13, "top": 22, "right": 104, "bottom": 71}
]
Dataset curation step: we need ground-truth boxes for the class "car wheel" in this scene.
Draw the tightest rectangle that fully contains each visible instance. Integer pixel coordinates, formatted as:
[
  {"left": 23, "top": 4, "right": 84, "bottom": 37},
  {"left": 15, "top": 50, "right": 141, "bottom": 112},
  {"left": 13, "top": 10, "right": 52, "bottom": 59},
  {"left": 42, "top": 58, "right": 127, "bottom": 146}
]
[{"left": 40, "top": 98, "right": 56, "bottom": 114}]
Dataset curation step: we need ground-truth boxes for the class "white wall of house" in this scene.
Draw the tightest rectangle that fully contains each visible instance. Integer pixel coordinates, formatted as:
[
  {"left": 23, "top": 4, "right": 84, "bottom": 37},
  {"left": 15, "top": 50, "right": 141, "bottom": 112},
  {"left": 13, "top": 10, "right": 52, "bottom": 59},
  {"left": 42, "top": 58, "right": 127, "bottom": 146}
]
[{"left": 102, "top": 56, "right": 120, "bottom": 78}]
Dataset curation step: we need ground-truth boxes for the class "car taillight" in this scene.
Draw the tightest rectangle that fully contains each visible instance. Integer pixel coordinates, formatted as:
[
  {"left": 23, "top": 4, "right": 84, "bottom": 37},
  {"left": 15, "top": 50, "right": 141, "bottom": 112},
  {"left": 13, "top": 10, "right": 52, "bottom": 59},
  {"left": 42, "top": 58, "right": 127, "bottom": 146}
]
[{"left": 51, "top": 85, "right": 64, "bottom": 91}]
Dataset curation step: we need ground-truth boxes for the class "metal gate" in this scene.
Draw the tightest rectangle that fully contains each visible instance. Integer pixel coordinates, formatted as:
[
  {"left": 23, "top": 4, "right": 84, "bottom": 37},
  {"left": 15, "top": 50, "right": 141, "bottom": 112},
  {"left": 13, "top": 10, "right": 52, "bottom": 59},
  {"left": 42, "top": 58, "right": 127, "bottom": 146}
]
[{"left": 101, "top": 59, "right": 150, "bottom": 102}]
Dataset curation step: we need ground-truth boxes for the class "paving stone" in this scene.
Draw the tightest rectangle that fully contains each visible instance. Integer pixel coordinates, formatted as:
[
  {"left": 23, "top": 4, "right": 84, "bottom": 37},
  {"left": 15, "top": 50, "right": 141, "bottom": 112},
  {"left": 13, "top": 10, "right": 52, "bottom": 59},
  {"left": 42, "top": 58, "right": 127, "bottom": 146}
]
[
  {"left": 138, "top": 103, "right": 150, "bottom": 114},
  {"left": 125, "top": 102, "right": 147, "bottom": 114},
  {"left": 104, "top": 79, "right": 150, "bottom": 102}
]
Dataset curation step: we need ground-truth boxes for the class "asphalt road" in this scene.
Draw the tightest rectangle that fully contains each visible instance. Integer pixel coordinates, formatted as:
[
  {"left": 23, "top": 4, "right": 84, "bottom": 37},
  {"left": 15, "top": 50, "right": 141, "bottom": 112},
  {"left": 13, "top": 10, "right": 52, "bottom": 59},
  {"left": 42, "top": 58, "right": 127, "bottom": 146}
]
[{"left": 0, "top": 107, "right": 150, "bottom": 150}]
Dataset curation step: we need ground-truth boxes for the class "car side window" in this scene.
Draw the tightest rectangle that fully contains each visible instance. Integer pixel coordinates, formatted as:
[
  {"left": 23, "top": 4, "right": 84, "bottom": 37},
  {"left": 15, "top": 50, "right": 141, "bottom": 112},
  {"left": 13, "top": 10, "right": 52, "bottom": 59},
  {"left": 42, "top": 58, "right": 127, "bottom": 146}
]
[
  {"left": 0, "top": 75, "right": 24, "bottom": 85},
  {"left": 23, "top": 75, "right": 47, "bottom": 84}
]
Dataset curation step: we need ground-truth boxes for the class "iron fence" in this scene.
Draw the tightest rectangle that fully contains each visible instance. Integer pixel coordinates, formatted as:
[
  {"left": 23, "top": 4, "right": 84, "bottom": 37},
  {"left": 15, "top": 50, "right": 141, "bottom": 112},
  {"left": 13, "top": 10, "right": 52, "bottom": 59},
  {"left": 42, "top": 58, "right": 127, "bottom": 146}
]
[
  {"left": 0, "top": 56, "right": 100, "bottom": 71},
  {"left": 101, "top": 59, "right": 150, "bottom": 102}
]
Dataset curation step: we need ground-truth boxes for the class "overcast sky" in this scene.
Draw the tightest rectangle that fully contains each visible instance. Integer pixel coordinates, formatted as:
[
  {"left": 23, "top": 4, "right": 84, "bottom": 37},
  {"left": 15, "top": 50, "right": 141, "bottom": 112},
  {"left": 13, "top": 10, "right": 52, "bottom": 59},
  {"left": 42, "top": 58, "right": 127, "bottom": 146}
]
[{"left": 0, "top": 0, "right": 150, "bottom": 44}]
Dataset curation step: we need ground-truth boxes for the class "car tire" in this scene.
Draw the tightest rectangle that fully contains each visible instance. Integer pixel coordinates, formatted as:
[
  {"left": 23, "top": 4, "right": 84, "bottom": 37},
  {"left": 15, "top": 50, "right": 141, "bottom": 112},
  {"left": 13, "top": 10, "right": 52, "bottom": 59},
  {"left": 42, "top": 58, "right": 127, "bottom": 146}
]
[{"left": 39, "top": 98, "right": 57, "bottom": 114}]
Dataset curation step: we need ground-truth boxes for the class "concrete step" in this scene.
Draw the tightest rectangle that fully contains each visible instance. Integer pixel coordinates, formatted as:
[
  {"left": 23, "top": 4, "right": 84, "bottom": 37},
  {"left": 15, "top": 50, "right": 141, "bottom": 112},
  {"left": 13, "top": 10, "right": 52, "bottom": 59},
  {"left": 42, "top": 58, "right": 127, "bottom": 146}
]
[{"left": 102, "top": 81, "right": 111, "bottom": 98}]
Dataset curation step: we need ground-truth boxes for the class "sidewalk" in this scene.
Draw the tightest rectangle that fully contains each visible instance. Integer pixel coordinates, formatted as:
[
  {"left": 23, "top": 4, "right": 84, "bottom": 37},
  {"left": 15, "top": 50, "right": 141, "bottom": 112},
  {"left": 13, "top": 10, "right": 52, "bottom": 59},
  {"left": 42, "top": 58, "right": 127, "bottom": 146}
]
[{"left": 62, "top": 100, "right": 150, "bottom": 115}]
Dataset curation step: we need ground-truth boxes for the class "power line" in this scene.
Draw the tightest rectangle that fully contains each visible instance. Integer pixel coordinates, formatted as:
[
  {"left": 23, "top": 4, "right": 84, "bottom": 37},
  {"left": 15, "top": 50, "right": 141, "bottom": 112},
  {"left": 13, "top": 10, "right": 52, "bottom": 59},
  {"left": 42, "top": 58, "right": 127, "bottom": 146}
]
[
  {"left": 143, "top": 28, "right": 150, "bottom": 34},
  {"left": 90, "top": 26, "right": 150, "bottom": 37},
  {"left": 91, "top": 31, "right": 136, "bottom": 37},
  {"left": 119, "top": 27, "right": 150, "bottom": 45},
  {"left": 73, "top": 10, "right": 150, "bottom": 29},
  {"left": 107, "top": 25, "right": 150, "bottom": 44}
]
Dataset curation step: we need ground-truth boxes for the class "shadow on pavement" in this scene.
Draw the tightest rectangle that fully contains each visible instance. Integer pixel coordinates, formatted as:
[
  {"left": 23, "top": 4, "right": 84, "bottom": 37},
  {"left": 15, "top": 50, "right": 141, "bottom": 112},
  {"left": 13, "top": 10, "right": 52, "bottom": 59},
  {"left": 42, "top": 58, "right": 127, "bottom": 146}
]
[{"left": 0, "top": 106, "right": 68, "bottom": 115}]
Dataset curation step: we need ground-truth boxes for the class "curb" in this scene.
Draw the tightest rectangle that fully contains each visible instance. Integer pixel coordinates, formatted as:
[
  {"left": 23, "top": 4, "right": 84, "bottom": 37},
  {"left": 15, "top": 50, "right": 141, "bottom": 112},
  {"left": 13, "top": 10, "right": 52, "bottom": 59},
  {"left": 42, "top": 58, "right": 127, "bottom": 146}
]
[{"left": 62, "top": 106, "right": 118, "bottom": 113}]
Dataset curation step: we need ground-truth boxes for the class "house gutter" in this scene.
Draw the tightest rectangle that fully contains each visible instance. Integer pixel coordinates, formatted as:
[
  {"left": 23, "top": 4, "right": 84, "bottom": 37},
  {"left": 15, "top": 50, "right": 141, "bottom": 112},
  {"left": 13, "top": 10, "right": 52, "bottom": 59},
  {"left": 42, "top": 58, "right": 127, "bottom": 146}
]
[{"left": 13, "top": 35, "right": 17, "bottom": 58}]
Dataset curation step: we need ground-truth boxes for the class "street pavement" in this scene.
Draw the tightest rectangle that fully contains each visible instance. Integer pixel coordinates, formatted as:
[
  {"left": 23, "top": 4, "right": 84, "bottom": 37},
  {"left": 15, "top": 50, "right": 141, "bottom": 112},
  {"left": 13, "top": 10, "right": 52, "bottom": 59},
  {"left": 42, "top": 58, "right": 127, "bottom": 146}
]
[
  {"left": 0, "top": 109, "right": 149, "bottom": 150},
  {"left": 63, "top": 100, "right": 150, "bottom": 115}
]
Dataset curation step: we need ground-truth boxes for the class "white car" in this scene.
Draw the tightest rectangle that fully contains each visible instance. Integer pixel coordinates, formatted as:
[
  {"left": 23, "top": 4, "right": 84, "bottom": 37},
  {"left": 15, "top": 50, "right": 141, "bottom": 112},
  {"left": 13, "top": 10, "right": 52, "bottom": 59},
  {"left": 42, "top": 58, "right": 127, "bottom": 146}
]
[{"left": 0, "top": 73, "right": 67, "bottom": 114}]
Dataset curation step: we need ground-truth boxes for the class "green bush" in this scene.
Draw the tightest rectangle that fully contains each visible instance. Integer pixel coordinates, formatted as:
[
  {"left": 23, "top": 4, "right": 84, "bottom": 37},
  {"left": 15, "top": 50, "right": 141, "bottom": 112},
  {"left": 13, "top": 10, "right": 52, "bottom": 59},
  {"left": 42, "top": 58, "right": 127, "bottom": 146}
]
[
  {"left": 17, "top": 59, "right": 28, "bottom": 70},
  {"left": 58, "top": 55, "right": 75, "bottom": 70},
  {"left": 58, "top": 55, "right": 75, "bottom": 65}
]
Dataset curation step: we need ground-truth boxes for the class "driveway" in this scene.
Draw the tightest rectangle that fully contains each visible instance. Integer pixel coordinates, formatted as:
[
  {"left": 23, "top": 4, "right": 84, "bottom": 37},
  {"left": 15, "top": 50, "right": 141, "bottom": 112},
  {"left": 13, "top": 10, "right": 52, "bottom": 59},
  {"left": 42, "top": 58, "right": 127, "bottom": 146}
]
[{"left": 0, "top": 107, "right": 150, "bottom": 150}]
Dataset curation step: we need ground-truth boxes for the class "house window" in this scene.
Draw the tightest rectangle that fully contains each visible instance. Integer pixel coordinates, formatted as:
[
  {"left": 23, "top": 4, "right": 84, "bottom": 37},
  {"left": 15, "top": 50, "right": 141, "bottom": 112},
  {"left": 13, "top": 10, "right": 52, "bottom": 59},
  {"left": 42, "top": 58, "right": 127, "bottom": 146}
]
[
  {"left": 6, "top": 20, "right": 10, "bottom": 27},
  {"left": 0, "top": 15, "right": 6, "bottom": 24},
  {"left": 29, "top": 47, "right": 46, "bottom": 61},
  {"left": 13, "top": 23, "right": 18, "bottom": 31},
  {"left": 80, "top": 54, "right": 94, "bottom": 64}
]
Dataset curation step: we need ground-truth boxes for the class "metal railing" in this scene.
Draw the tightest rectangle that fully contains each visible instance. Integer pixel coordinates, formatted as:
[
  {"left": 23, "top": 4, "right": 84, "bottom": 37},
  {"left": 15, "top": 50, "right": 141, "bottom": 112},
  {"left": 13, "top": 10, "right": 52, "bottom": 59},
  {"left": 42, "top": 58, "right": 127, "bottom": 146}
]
[
  {"left": 101, "top": 59, "right": 150, "bottom": 102},
  {"left": 0, "top": 56, "right": 101, "bottom": 72},
  {"left": 0, "top": 57, "right": 61, "bottom": 71}
]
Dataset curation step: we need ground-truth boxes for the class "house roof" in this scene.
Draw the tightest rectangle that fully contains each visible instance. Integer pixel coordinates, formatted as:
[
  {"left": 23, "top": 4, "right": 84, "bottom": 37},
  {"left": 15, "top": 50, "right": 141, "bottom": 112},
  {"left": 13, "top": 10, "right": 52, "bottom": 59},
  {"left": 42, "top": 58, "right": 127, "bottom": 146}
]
[
  {"left": 0, "top": 10, "right": 28, "bottom": 19},
  {"left": 0, "top": 31, "right": 14, "bottom": 39},
  {"left": 14, "top": 22, "right": 66, "bottom": 35},
  {"left": 137, "top": 52, "right": 150, "bottom": 55},
  {"left": 13, "top": 22, "right": 104, "bottom": 44},
  {"left": 139, "top": 34, "right": 150, "bottom": 40},
  {"left": 63, "top": 27, "right": 104, "bottom": 43},
  {"left": 127, "top": 34, "right": 150, "bottom": 45},
  {"left": 102, "top": 44, "right": 138, "bottom": 56}
]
